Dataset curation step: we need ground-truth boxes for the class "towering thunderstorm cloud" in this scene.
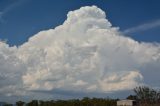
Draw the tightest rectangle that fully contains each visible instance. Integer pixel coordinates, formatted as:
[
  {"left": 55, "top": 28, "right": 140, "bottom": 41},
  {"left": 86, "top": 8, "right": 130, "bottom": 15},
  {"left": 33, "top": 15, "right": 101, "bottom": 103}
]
[{"left": 0, "top": 6, "right": 160, "bottom": 100}]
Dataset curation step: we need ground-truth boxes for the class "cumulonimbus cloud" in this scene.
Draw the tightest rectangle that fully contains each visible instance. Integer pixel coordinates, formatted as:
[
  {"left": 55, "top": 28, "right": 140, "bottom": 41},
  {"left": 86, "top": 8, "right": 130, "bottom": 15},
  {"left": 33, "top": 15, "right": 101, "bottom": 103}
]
[{"left": 0, "top": 6, "right": 160, "bottom": 100}]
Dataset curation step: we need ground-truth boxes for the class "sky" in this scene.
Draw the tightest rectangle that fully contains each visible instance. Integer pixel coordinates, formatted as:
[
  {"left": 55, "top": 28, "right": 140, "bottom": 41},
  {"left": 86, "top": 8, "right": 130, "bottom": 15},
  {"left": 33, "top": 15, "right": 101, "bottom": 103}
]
[
  {"left": 0, "top": 0, "right": 160, "bottom": 45},
  {"left": 0, "top": 0, "right": 160, "bottom": 103}
]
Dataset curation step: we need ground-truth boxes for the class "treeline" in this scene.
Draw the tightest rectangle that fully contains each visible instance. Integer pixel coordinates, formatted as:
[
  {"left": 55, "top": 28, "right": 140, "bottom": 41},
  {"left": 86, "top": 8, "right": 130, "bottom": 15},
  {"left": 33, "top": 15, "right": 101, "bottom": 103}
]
[
  {"left": 132, "top": 86, "right": 160, "bottom": 106},
  {"left": 15, "top": 97, "right": 117, "bottom": 106}
]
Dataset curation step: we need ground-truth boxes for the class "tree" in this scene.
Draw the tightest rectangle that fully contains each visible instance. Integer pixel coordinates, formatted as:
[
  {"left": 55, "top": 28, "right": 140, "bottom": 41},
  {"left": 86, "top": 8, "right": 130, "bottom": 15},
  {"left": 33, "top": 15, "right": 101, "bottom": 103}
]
[
  {"left": 126, "top": 95, "right": 137, "bottom": 100},
  {"left": 16, "top": 101, "right": 25, "bottom": 106},
  {"left": 134, "top": 86, "right": 160, "bottom": 105},
  {"left": 26, "top": 100, "right": 38, "bottom": 106}
]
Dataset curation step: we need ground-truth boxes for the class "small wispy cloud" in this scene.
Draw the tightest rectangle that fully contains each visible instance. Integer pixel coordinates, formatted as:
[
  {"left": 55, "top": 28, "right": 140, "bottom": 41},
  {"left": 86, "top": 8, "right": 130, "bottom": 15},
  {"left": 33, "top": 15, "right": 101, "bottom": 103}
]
[
  {"left": 0, "top": 0, "right": 27, "bottom": 23},
  {"left": 123, "top": 19, "right": 160, "bottom": 34},
  {"left": 0, "top": 12, "right": 4, "bottom": 23}
]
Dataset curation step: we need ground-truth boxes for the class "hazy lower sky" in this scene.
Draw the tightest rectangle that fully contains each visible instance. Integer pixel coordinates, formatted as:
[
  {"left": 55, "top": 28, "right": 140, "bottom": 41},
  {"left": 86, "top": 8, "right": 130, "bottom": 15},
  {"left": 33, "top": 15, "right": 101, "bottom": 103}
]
[{"left": 0, "top": 0, "right": 160, "bottom": 102}]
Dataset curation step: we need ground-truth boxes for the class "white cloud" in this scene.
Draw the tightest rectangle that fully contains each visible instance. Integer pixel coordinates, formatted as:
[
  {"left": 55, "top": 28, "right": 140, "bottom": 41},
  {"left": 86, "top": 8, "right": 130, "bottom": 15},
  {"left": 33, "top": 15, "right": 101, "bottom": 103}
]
[
  {"left": 99, "top": 71, "right": 143, "bottom": 92},
  {"left": 0, "top": 6, "right": 160, "bottom": 101},
  {"left": 124, "top": 19, "right": 160, "bottom": 34}
]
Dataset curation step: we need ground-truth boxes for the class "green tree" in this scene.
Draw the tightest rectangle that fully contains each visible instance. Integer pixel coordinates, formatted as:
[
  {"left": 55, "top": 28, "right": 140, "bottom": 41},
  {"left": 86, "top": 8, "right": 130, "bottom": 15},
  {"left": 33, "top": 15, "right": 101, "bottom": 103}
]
[
  {"left": 16, "top": 101, "right": 25, "bottom": 106},
  {"left": 126, "top": 95, "right": 137, "bottom": 100}
]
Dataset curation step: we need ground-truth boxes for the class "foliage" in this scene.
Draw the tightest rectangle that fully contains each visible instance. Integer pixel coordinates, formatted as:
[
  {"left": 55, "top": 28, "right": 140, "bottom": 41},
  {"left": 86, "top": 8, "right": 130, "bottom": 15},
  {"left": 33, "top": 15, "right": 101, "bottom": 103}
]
[
  {"left": 126, "top": 95, "right": 137, "bottom": 100},
  {"left": 16, "top": 101, "right": 25, "bottom": 106},
  {"left": 134, "top": 86, "right": 160, "bottom": 105},
  {"left": 15, "top": 97, "right": 117, "bottom": 106}
]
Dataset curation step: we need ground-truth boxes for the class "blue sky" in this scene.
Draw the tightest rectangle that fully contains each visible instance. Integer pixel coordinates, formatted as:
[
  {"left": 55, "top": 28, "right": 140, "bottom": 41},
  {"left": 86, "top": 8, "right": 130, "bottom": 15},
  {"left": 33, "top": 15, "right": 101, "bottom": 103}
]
[{"left": 0, "top": 0, "right": 160, "bottom": 46}]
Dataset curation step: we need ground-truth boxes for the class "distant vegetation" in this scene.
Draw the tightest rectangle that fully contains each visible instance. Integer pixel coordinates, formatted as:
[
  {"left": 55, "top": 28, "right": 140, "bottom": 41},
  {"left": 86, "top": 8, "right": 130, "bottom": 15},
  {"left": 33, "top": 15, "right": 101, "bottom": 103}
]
[
  {"left": 15, "top": 97, "right": 117, "bottom": 106},
  {"left": 2, "top": 86, "right": 160, "bottom": 106}
]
